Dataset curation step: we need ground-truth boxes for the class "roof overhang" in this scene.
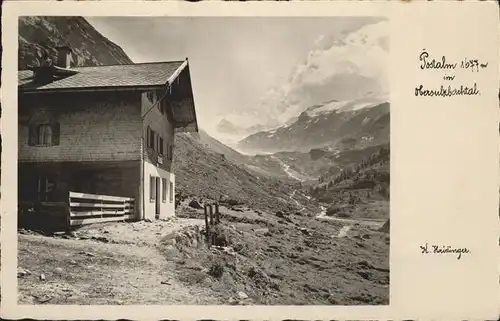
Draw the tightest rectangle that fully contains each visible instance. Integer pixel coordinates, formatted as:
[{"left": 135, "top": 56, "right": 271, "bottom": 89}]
[
  {"left": 167, "top": 60, "right": 199, "bottom": 133},
  {"left": 167, "top": 59, "right": 188, "bottom": 86},
  {"left": 19, "top": 84, "right": 166, "bottom": 94}
]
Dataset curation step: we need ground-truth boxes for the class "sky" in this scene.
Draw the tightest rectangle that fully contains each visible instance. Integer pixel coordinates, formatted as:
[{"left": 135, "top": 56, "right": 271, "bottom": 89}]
[{"left": 87, "top": 16, "right": 387, "bottom": 140}]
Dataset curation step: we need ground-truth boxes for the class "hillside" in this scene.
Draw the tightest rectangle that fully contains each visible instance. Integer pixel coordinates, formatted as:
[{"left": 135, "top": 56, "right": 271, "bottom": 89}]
[
  {"left": 196, "top": 129, "right": 251, "bottom": 166},
  {"left": 259, "top": 142, "right": 390, "bottom": 184},
  {"left": 197, "top": 130, "right": 306, "bottom": 183},
  {"left": 311, "top": 145, "right": 390, "bottom": 221},
  {"left": 18, "top": 16, "right": 132, "bottom": 70},
  {"left": 238, "top": 98, "right": 389, "bottom": 154},
  {"left": 173, "top": 132, "right": 300, "bottom": 213}
]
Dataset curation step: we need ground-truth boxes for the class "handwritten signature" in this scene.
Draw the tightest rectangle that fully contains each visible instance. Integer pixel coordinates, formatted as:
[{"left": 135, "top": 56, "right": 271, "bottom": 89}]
[{"left": 420, "top": 242, "right": 470, "bottom": 260}]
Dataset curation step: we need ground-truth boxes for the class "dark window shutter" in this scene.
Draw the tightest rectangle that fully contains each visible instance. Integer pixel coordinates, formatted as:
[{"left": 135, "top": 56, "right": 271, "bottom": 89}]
[
  {"left": 28, "top": 124, "right": 37, "bottom": 146},
  {"left": 51, "top": 122, "right": 60, "bottom": 145}
]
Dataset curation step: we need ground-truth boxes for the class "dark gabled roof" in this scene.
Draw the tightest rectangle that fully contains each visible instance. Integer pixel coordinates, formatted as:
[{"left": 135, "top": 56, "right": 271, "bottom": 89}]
[{"left": 18, "top": 60, "right": 187, "bottom": 92}]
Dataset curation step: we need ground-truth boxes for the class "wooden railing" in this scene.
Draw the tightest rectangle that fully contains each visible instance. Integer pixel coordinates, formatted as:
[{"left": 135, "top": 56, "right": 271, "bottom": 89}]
[{"left": 68, "top": 191, "right": 135, "bottom": 228}]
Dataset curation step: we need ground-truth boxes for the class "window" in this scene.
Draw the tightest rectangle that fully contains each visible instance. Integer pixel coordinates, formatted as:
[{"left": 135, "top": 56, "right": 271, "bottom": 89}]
[
  {"left": 29, "top": 123, "right": 60, "bottom": 146},
  {"left": 148, "top": 127, "right": 155, "bottom": 150},
  {"left": 169, "top": 182, "right": 174, "bottom": 203},
  {"left": 162, "top": 178, "right": 167, "bottom": 202},
  {"left": 150, "top": 176, "right": 156, "bottom": 201},
  {"left": 159, "top": 137, "right": 164, "bottom": 155},
  {"left": 146, "top": 91, "right": 155, "bottom": 104},
  {"left": 37, "top": 125, "right": 52, "bottom": 145},
  {"left": 37, "top": 175, "right": 56, "bottom": 201},
  {"left": 169, "top": 144, "right": 174, "bottom": 161}
]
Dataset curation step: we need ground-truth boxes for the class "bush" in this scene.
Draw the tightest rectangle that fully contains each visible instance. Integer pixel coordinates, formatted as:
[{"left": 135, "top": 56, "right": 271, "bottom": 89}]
[
  {"left": 211, "top": 225, "right": 231, "bottom": 247},
  {"left": 326, "top": 205, "right": 342, "bottom": 216},
  {"left": 208, "top": 260, "right": 225, "bottom": 278},
  {"left": 337, "top": 212, "right": 352, "bottom": 218},
  {"left": 224, "top": 199, "right": 244, "bottom": 206}
]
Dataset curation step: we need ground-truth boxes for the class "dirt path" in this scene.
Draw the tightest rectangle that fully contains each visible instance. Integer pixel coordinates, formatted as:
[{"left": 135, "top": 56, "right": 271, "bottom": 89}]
[
  {"left": 17, "top": 218, "right": 223, "bottom": 305},
  {"left": 316, "top": 205, "right": 385, "bottom": 228}
]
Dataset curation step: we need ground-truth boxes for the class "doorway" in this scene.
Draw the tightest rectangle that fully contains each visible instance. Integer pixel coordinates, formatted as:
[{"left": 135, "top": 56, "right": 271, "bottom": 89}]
[{"left": 155, "top": 177, "right": 161, "bottom": 218}]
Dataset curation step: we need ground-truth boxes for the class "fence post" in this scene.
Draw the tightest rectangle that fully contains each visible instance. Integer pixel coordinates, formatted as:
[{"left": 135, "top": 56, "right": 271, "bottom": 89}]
[
  {"left": 209, "top": 204, "right": 214, "bottom": 225},
  {"left": 204, "top": 205, "right": 210, "bottom": 244},
  {"left": 215, "top": 203, "right": 220, "bottom": 224}
]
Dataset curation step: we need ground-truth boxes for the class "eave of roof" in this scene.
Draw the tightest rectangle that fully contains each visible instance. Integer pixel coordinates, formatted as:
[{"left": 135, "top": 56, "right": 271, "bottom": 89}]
[{"left": 18, "top": 59, "right": 188, "bottom": 94}]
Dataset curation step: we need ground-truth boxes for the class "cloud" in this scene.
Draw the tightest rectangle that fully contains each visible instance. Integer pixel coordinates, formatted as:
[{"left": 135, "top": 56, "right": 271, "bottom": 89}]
[{"left": 253, "top": 20, "right": 389, "bottom": 126}]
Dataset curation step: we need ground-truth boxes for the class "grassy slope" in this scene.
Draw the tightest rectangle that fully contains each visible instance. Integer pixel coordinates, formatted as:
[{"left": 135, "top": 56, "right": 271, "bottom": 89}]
[
  {"left": 311, "top": 146, "right": 390, "bottom": 221},
  {"left": 173, "top": 133, "right": 298, "bottom": 213}
]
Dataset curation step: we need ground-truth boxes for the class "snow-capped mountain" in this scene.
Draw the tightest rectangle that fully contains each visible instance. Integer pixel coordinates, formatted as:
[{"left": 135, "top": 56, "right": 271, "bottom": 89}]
[{"left": 237, "top": 96, "right": 389, "bottom": 154}]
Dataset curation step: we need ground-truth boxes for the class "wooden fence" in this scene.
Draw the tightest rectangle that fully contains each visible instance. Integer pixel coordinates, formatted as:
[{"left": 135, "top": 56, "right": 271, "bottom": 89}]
[{"left": 68, "top": 191, "right": 135, "bottom": 228}]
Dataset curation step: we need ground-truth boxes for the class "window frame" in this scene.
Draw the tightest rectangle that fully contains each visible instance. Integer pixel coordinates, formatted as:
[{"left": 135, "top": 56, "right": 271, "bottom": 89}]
[
  {"left": 149, "top": 175, "right": 156, "bottom": 202},
  {"left": 29, "top": 122, "right": 60, "bottom": 147},
  {"left": 148, "top": 127, "right": 156, "bottom": 150},
  {"left": 37, "top": 124, "right": 52, "bottom": 145},
  {"left": 37, "top": 175, "right": 56, "bottom": 201},
  {"left": 162, "top": 178, "right": 167, "bottom": 203}
]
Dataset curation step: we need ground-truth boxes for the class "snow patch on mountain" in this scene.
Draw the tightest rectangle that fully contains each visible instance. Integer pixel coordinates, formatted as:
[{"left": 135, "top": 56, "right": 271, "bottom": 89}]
[{"left": 305, "top": 93, "right": 388, "bottom": 117}]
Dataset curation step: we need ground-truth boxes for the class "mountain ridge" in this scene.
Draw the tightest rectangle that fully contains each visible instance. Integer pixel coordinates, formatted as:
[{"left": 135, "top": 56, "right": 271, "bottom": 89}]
[
  {"left": 238, "top": 97, "right": 390, "bottom": 154},
  {"left": 18, "top": 16, "right": 133, "bottom": 70}
]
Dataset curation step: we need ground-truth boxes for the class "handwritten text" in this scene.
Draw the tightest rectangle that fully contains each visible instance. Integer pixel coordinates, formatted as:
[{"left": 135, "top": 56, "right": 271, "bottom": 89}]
[{"left": 420, "top": 242, "right": 470, "bottom": 260}]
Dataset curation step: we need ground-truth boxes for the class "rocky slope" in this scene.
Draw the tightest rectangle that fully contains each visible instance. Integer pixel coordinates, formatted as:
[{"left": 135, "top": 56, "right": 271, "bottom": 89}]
[
  {"left": 18, "top": 16, "right": 132, "bottom": 70},
  {"left": 173, "top": 132, "right": 299, "bottom": 213},
  {"left": 238, "top": 97, "right": 389, "bottom": 154}
]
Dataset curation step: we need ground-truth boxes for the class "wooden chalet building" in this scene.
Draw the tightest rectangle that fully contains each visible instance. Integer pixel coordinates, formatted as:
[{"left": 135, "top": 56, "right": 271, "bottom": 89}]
[{"left": 18, "top": 47, "right": 198, "bottom": 227}]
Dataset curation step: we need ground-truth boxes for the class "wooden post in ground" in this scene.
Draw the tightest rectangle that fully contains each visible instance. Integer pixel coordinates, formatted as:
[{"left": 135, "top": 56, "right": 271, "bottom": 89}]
[
  {"left": 215, "top": 203, "right": 220, "bottom": 224},
  {"left": 209, "top": 204, "right": 214, "bottom": 225},
  {"left": 204, "top": 205, "right": 210, "bottom": 244}
]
